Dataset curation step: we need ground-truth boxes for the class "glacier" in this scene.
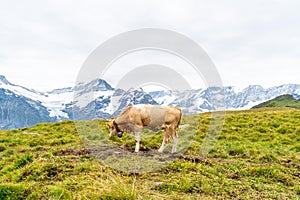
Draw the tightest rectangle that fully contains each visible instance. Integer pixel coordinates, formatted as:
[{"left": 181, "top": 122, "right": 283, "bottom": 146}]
[{"left": 0, "top": 74, "right": 299, "bottom": 129}]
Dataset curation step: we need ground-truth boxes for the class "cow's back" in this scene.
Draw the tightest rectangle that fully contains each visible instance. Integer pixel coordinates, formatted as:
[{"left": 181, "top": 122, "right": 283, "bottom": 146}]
[
  {"left": 116, "top": 104, "right": 182, "bottom": 132},
  {"left": 136, "top": 105, "right": 181, "bottom": 131}
]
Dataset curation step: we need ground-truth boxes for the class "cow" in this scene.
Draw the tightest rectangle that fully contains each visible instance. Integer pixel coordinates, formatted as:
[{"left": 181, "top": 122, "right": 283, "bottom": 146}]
[{"left": 107, "top": 104, "right": 182, "bottom": 153}]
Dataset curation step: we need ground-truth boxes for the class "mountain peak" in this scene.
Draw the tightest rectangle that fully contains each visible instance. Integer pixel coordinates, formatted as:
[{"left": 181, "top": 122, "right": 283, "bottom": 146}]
[
  {"left": 87, "top": 78, "right": 114, "bottom": 91},
  {"left": 126, "top": 87, "right": 144, "bottom": 94},
  {"left": 245, "top": 85, "right": 265, "bottom": 90},
  {"left": 74, "top": 78, "right": 114, "bottom": 93},
  {"left": 0, "top": 75, "right": 10, "bottom": 85}
]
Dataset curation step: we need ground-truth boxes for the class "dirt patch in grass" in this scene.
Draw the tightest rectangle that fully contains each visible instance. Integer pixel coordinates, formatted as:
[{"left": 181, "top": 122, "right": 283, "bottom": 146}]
[{"left": 54, "top": 148, "right": 90, "bottom": 157}]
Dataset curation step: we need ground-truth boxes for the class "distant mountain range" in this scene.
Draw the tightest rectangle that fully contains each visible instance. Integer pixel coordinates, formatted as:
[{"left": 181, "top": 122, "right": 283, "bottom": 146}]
[{"left": 0, "top": 74, "right": 299, "bottom": 129}]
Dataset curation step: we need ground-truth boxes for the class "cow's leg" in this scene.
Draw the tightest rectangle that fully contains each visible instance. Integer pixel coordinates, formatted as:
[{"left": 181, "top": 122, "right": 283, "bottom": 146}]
[
  {"left": 171, "top": 131, "right": 178, "bottom": 153},
  {"left": 158, "top": 129, "right": 170, "bottom": 153},
  {"left": 158, "top": 137, "right": 167, "bottom": 153},
  {"left": 134, "top": 133, "right": 141, "bottom": 153}
]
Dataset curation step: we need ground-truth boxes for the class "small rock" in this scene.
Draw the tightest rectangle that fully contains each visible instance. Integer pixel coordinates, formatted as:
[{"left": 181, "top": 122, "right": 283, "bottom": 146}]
[
  {"left": 154, "top": 182, "right": 165, "bottom": 187},
  {"left": 22, "top": 131, "right": 40, "bottom": 136}
]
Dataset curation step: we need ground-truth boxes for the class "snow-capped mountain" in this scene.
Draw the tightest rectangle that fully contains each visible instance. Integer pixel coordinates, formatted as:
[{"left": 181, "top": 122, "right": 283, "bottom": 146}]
[
  {"left": 0, "top": 75, "right": 73, "bottom": 120},
  {"left": 0, "top": 88, "right": 56, "bottom": 130},
  {"left": 149, "top": 84, "right": 300, "bottom": 114},
  {"left": 0, "top": 74, "right": 299, "bottom": 129},
  {"left": 0, "top": 75, "right": 158, "bottom": 129},
  {"left": 68, "top": 87, "right": 157, "bottom": 120}
]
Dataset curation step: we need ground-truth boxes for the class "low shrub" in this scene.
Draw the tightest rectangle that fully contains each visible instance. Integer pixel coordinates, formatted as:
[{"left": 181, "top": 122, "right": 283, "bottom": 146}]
[
  {"left": 13, "top": 154, "right": 33, "bottom": 169},
  {"left": 0, "top": 183, "right": 30, "bottom": 200}
]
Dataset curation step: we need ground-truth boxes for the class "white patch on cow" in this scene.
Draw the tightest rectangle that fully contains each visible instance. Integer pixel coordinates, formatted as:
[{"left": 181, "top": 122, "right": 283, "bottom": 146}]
[
  {"left": 135, "top": 143, "right": 140, "bottom": 153},
  {"left": 133, "top": 104, "right": 147, "bottom": 114},
  {"left": 158, "top": 142, "right": 166, "bottom": 153},
  {"left": 172, "top": 136, "right": 178, "bottom": 153},
  {"left": 134, "top": 134, "right": 141, "bottom": 153},
  {"left": 133, "top": 104, "right": 146, "bottom": 109}
]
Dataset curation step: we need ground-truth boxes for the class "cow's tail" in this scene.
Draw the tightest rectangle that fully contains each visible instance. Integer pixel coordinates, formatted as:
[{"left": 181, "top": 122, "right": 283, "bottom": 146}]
[{"left": 176, "top": 107, "right": 182, "bottom": 129}]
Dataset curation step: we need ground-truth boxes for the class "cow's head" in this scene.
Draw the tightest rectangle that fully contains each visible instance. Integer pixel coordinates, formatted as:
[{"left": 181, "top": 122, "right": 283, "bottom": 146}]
[{"left": 107, "top": 119, "right": 123, "bottom": 138}]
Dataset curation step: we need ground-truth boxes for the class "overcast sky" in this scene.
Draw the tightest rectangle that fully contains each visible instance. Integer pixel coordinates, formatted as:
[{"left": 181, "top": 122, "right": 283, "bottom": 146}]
[{"left": 1, "top": 0, "right": 299, "bottom": 91}]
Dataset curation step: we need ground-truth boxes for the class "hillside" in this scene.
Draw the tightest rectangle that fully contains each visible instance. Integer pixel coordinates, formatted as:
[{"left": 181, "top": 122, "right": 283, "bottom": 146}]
[
  {"left": 252, "top": 94, "right": 300, "bottom": 109},
  {"left": 0, "top": 108, "right": 299, "bottom": 199}
]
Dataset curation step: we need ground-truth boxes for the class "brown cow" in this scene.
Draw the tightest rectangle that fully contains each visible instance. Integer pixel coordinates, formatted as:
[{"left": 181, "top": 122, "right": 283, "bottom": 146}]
[{"left": 107, "top": 104, "right": 182, "bottom": 153}]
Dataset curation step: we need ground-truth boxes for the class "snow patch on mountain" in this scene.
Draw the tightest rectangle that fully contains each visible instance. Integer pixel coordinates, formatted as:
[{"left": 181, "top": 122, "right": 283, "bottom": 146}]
[{"left": 1, "top": 74, "right": 300, "bottom": 129}]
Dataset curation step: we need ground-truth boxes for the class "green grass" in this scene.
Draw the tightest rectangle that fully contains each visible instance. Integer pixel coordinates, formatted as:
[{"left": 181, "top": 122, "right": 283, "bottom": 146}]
[
  {"left": 0, "top": 108, "right": 299, "bottom": 199},
  {"left": 252, "top": 94, "right": 300, "bottom": 109}
]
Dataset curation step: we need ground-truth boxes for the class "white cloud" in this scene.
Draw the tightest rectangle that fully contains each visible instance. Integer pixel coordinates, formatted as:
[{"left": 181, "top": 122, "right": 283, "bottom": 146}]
[{"left": 0, "top": 0, "right": 299, "bottom": 90}]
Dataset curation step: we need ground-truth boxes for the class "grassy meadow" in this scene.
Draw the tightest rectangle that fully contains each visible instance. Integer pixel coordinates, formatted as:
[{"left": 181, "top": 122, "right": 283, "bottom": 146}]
[{"left": 0, "top": 108, "right": 299, "bottom": 199}]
